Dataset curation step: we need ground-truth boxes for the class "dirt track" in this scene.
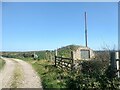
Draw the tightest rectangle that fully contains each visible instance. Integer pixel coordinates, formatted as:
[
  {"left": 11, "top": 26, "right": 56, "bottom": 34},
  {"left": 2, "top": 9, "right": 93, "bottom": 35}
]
[{"left": 0, "top": 58, "right": 42, "bottom": 89}]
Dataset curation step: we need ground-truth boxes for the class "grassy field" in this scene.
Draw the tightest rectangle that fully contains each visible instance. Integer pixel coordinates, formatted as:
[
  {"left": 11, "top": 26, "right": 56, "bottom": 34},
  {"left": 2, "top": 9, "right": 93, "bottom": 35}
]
[{"left": 0, "top": 58, "right": 5, "bottom": 70}]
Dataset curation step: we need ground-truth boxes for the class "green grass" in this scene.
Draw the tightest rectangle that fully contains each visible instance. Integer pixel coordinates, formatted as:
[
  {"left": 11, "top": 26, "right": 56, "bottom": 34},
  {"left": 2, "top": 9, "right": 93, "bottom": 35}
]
[
  {"left": 18, "top": 57, "right": 120, "bottom": 89},
  {"left": 27, "top": 60, "right": 69, "bottom": 89},
  {"left": 0, "top": 58, "right": 5, "bottom": 70}
]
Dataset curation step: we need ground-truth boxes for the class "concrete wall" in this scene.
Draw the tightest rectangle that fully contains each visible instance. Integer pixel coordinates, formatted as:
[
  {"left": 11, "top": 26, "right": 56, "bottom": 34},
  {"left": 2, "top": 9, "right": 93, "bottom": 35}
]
[{"left": 73, "top": 47, "right": 95, "bottom": 60}]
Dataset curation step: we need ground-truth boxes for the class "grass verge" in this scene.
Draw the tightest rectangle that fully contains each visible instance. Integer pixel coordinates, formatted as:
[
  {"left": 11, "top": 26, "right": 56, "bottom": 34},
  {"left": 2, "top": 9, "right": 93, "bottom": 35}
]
[
  {"left": 28, "top": 60, "right": 69, "bottom": 89},
  {"left": 0, "top": 58, "right": 5, "bottom": 70}
]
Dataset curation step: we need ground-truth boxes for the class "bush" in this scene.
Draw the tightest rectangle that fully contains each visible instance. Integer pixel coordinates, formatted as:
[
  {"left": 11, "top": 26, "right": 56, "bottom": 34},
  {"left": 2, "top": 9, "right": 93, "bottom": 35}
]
[
  {"left": 81, "top": 60, "right": 109, "bottom": 78},
  {"left": 65, "top": 50, "right": 120, "bottom": 89}
]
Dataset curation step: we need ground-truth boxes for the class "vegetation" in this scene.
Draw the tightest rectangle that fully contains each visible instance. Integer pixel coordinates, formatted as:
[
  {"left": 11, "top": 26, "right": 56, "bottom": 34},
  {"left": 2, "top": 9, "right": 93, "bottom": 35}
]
[
  {"left": 26, "top": 50, "right": 120, "bottom": 89},
  {"left": 1, "top": 45, "right": 80, "bottom": 60},
  {"left": 1, "top": 45, "right": 120, "bottom": 89},
  {"left": 0, "top": 58, "right": 5, "bottom": 70},
  {"left": 65, "top": 50, "right": 120, "bottom": 89},
  {"left": 26, "top": 58, "right": 120, "bottom": 89},
  {"left": 28, "top": 60, "right": 68, "bottom": 89},
  {"left": 57, "top": 45, "right": 80, "bottom": 57}
]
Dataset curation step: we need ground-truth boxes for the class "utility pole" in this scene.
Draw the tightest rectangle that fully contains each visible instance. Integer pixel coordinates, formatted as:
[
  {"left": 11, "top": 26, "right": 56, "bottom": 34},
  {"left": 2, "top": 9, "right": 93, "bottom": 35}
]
[{"left": 85, "top": 12, "right": 88, "bottom": 47}]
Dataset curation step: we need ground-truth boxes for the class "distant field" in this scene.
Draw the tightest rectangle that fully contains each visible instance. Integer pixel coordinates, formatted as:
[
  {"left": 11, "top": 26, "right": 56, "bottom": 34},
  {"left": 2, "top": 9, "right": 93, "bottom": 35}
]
[{"left": 0, "top": 58, "right": 5, "bottom": 69}]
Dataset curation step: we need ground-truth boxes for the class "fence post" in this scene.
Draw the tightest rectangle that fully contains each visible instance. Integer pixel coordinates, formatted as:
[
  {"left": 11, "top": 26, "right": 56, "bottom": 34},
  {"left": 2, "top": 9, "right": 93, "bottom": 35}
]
[
  {"left": 55, "top": 56, "right": 56, "bottom": 67},
  {"left": 55, "top": 49, "right": 57, "bottom": 67},
  {"left": 71, "top": 51, "right": 73, "bottom": 62},
  {"left": 71, "top": 51, "right": 74, "bottom": 70},
  {"left": 110, "top": 51, "right": 116, "bottom": 70},
  {"left": 61, "top": 56, "right": 63, "bottom": 69}
]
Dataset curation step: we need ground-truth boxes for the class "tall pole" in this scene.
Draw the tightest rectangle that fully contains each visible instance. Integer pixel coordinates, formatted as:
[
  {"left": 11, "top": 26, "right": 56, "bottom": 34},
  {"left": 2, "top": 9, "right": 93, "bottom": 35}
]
[{"left": 85, "top": 12, "right": 88, "bottom": 47}]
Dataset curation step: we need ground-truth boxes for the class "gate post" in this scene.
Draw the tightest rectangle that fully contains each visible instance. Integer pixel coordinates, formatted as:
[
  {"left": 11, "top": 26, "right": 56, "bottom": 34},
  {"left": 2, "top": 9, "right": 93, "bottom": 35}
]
[
  {"left": 71, "top": 51, "right": 74, "bottom": 70},
  {"left": 116, "top": 51, "right": 120, "bottom": 78},
  {"left": 110, "top": 51, "right": 120, "bottom": 78},
  {"left": 55, "top": 56, "right": 56, "bottom": 67},
  {"left": 110, "top": 51, "right": 116, "bottom": 70},
  {"left": 55, "top": 49, "right": 57, "bottom": 67}
]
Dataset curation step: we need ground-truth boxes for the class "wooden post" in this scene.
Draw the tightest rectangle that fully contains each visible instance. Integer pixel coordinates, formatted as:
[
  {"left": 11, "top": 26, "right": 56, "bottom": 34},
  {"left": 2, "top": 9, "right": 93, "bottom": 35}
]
[
  {"left": 61, "top": 56, "right": 63, "bottom": 69},
  {"left": 110, "top": 51, "right": 116, "bottom": 69},
  {"left": 55, "top": 56, "right": 56, "bottom": 67},
  {"left": 71, "top": 51, "right": 74, "bottom": 70},
  {"left": 55, "top": 49, "right": 58, "bottom": 67},
  {"left": 71, "top": 51, "right": 73, "bottom": 63}
]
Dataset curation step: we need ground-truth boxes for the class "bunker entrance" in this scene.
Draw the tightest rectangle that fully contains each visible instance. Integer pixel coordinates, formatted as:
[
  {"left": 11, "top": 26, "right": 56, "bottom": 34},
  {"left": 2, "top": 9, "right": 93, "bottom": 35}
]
[{"left": 81, "top": 50, "right": 90, "bottom": 59}]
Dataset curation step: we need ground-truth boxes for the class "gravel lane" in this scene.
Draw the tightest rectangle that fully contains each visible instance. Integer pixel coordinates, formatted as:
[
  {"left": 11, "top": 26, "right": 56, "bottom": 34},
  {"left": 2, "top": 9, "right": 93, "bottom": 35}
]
[
  {"left": 0, "top": 58, "right": 16, "bottom": 89},
  {"left": 13, "top": 59, "right": 42, "bottom": 88},
  {"left": 0, "top": 58, "right": 42, "bottom": 89}
]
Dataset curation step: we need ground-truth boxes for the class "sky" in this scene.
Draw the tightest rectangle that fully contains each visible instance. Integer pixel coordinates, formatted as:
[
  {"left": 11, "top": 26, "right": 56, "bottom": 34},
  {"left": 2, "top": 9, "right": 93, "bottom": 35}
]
[
  {"left": 118, "top": 2, "right": 120, "bottom": 50},
  {"left": 2, "top": 2, "right": 118, "bottom": 51}
]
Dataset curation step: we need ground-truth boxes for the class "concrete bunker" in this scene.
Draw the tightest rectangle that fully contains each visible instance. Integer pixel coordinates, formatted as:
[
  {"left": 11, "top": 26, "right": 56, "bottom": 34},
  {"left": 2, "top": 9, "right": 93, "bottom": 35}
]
[{"left": 72, "top": 46, "right": 95, "bottom": 60}]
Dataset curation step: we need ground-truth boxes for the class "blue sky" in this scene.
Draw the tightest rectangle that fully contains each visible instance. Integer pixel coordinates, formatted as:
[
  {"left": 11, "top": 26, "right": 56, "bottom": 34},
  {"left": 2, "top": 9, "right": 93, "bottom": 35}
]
[{"left": 2, "top": 2, "right": 118, "bottom": 51}]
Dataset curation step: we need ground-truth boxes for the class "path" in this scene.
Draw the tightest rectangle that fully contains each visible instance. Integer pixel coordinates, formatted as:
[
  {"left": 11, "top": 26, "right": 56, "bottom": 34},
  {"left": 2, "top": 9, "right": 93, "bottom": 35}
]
[{"left": 0, "top": 57, "right": 42, "bottom": 89}]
